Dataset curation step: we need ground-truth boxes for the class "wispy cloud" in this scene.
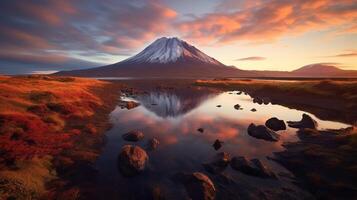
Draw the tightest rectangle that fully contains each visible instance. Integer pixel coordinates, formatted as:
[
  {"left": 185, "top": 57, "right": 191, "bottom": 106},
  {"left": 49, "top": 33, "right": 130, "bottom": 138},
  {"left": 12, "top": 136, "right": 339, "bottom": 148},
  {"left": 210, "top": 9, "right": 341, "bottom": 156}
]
[
  {"left": 236, "top": 56, "right": 266, "bottom": 61},
  {"left": 178, "top": 0, "right": 357, "bottom": 45},
  {"left": 329, "top": 50, "right": 357, "bottom": 58}
]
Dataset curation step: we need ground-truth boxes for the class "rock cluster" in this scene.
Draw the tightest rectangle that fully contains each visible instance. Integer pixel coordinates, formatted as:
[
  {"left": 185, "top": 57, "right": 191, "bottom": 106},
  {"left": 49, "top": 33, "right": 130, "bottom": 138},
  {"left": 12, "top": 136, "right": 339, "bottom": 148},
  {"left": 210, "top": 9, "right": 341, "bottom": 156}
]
[
  {"left": 287, "top": 114, "right": 318, "bottom": 129},
  {"left": 247, "top": 123, "right": 280, "bottom": 141}
]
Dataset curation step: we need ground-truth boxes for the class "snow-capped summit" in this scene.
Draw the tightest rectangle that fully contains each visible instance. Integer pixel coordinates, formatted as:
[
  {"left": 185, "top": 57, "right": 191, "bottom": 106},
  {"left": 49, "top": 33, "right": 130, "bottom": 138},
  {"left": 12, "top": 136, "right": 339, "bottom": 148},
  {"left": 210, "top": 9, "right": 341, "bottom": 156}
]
[{"left": 122, "top": 37, "right": 222, "bottom": 65}]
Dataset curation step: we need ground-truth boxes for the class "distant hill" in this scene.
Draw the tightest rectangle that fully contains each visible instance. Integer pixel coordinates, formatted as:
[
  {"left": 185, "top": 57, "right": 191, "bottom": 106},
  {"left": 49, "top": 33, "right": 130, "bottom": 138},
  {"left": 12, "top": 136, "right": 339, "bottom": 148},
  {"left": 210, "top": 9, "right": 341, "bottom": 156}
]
[
  {"left": 249, "top": 63, "right": 357, "bottom": 78},
  {"left": 291, "top": 63, "right": 357, "bottom": 77}
]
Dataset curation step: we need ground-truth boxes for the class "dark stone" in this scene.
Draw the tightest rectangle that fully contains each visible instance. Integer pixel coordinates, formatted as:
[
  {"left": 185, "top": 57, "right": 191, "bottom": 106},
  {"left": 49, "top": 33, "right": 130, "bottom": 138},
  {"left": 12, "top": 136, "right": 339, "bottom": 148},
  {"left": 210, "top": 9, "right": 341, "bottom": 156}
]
[
  {"left": 216, "top": 105, "right": 222, "bottom": 108},
  {"left": 213, "top": 139, "right": 223, "bottom": 150},
  {"left": 197, "top": 128, "right": 204, "bottom": 133},
  {"left": 265, "top": 117, "right": 286, "bottom": 131},
  {"left": 236, "top": 91, "right": 243, "bottom": 95},
  {"left": 117, "top": 145, "right": 148, "bottom": 177},
  {"left": 174, "top": 172, "right": 216, "bottom": 200},
  {"left": 234, "top": 104, "right": 242, "bottom": 110},
  {"left": 230, "top": 156, "right": 276, "bottom": 179},
  {"left": 250, "top": 108, "right": 257, "bottom": 112},
  {"left": 247, "top": 123, "right": 279, "bottom": 142},
  {"left": 287, "top": 114, "right": 318, "bottom": 129},
  {"left": 203, "top": 152, "right": 231, "bottom": 174},
  {"left": 122, "top": 130, "right": 144, "bottom": 142}
]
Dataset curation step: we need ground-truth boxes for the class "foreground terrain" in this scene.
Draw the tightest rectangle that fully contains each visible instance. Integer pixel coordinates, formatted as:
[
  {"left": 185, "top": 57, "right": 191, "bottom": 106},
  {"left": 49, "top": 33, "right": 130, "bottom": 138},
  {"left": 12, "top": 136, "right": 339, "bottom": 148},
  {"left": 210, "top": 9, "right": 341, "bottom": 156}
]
[
  {"left": 0, "top": 76, "right": 356, "bottom": 199},
  {"left": 195, "top": 79, "right": 357, "bottom": 199},
  {"left": 0, "top": 75, "right": 121, "bottom": 199}
]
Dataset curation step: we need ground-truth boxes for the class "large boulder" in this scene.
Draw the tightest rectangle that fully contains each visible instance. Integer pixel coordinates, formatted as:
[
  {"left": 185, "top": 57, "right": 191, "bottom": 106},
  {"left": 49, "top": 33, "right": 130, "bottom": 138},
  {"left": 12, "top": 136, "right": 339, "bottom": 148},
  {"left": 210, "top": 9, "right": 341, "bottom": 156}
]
[
  {"left": 122, "top": 130, "right": 144, "bottom": 142},
  {"left": 230, "top": 156, "right": 276, "bottom": 179},
  {"left": 203, "top": 152, "right": 231, "bottom": 174},
  {"left": 174, "top": 172, "right": 216, "bottom": 200},
  {"left": 265, "top": 117, "right": 286, "bottom": 131},
  {"left": 287, "top": 114, "right": 318, "bottom": 129},
  {"left": 117, "top": 145, "right": 148, "bottom": 176},
  {"left": 247, "top": 124, "right": 279, "bottom": 142}
]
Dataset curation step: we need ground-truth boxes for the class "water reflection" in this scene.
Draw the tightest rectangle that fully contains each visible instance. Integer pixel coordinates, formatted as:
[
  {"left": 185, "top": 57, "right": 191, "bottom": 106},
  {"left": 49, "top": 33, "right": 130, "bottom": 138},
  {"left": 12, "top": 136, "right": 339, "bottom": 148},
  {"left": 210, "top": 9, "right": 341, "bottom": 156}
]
[
  {"left": 136, "top": 89, "right": 218, "bottom": 118},
  {"left": 94, "top": 90, "right": 350, "bottom": 200}
]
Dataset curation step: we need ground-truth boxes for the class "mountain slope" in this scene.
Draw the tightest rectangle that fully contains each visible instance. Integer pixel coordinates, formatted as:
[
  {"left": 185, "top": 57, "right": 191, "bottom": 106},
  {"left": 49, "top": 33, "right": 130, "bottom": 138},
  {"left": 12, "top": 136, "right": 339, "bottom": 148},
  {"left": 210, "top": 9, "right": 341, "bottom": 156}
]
[{"left": 56, "top": 37, "right": 255, "bottom": 78}]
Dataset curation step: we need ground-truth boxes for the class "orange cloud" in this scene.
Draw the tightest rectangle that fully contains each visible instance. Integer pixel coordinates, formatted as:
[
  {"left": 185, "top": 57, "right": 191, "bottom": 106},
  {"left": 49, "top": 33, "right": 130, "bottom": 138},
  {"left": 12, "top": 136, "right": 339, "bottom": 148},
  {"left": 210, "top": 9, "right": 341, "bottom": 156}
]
[{"left": 178, "top": 0, "right": 357, "bottom": 45}]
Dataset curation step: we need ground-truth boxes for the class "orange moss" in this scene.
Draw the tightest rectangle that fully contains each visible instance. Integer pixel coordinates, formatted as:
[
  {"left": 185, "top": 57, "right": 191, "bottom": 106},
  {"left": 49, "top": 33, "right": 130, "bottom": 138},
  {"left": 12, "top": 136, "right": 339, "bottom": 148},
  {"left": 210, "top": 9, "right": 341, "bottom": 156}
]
[{"left": 0, "top": 76, "right": 110, "bottom": 161}]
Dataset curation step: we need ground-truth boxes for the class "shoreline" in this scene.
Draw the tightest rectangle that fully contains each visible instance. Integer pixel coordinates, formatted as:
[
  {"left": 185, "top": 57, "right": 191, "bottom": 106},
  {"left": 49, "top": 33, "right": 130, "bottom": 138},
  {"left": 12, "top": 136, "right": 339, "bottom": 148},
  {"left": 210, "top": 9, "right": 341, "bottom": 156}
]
[{"left": 195, "top": 79, "right": 357, "bottom": 125}]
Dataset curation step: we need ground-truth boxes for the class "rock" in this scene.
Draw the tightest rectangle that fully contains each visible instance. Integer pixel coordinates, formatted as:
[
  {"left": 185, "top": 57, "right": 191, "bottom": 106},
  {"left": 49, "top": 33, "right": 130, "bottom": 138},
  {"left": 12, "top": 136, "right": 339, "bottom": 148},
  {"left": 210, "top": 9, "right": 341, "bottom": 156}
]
[
  {"left": 212, "top": 139, "right": 223, "bottom": 150},
  {"left": 151, "top": 186, "right": 165, "bottom": 200},
  {"left": 203, "top": 152, "right": 231, "bottom": 174},
  {"left": 118, "top": 100, "right": 140, "bottom": 109},
  {"left": 216, "top": 105, "right": 222, "bottom": 108},
  {"left": 262, "top": 97, "right": 270, "bottom": 105},
  {"left": 122, "top": 130, "right": 144, "bottom": 142},
  {"left": 230, "top": 156, "right": 276, "bottom": 179},
  {"left": 234, "top": 104, "right": 242, "bottom": 110},
  {"left": 247, "top": 123, "right": 279, "bottom": 142},
  {"left": 147, "top": 138, "right": 160, "bottom": 150},
  {"left": 117, "top": 145, "right": 148, "bottom": 177},
  {"left": 197, "top": 128, "right": 204, "bottom": 133},
  {"left": 174, "top": 172, "right": 216, "bottom": 200},
  {"left": 250, "top": 108, "right": 257, "bottom": 112},
  {"left": 253, "top": 97, "right": 263, "bottom": 105},
  {"left": 265, "top": 117, "right": 286, "bottom": 131},
  {"left": 287, "top": 114, "right": 318, "bottom": 129},
  {"left": 236, "top": 91, "right": 242, "bottom": 95},
  {"left": 250, "top": 159, "right": 276, "bottom": 179}
]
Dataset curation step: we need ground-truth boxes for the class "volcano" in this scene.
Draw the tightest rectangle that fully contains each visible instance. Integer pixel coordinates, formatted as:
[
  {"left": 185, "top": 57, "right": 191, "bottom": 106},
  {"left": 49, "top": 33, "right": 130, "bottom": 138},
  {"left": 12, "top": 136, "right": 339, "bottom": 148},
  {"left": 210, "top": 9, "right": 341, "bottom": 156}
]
[{"left": 55, "top": 37, "right": 254, "bottom": 78}]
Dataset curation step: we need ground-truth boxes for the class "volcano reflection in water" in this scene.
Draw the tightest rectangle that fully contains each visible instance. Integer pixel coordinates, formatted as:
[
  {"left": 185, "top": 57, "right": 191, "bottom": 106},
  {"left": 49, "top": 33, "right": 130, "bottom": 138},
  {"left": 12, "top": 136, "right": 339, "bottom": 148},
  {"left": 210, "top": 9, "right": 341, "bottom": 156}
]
[{"left": 136, "top": 89, "right": 218, "bottom": 118}]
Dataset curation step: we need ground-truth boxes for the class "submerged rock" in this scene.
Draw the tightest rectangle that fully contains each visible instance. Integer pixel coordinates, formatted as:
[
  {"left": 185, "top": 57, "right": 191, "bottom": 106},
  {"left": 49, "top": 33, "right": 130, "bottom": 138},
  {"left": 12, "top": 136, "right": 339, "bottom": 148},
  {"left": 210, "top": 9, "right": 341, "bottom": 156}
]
[
  {"left": 287, "top": 114, "right": 318, "bottom": 129},
  {"left": 203, "top": 152, "right": 231, "bottom": 174},
  {"left": 234, "top": 104, "right": 242, "bottom": 110},
  {"left": 173, "top": 172, "right": 216, "bottom": 200},
  {"left": 230, "top": 156, "right": 276, "bottom": 179},
  {"left": 213, "top": 139, "right": 223, "bottom": 150},
  {"left": 117, "top": 145, "right": 148, "bottom": 177},
  {"left": 247, "top": 123, "right": 279, "bottom": 142},
  {"left": 197, "top": 128, "right": 204, "bottom": 133},
  {"left": 147, "top": 138, "right": 160, "bottom": 150},
  {"left": 265, "top": 117, "right": 286, "bottom": 131},
  {"left": 122, "top": 130, "right": 144, "bottom": 142}
]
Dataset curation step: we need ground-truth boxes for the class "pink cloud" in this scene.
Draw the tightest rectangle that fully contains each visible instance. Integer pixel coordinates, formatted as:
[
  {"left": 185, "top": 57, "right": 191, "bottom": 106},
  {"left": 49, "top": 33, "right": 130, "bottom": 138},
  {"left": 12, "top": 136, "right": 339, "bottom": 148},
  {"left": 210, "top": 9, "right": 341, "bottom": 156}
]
[{"left": 178, "top": 0, "right": 357, "bottom": 45}]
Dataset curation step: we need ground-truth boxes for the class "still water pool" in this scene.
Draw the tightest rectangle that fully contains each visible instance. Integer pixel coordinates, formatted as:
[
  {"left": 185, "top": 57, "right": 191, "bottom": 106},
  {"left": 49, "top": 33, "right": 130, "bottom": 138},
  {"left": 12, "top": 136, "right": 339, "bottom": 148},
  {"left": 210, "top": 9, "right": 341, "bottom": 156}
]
[{"left": 93, "top": 90, "right": 349, "bottom": 199}]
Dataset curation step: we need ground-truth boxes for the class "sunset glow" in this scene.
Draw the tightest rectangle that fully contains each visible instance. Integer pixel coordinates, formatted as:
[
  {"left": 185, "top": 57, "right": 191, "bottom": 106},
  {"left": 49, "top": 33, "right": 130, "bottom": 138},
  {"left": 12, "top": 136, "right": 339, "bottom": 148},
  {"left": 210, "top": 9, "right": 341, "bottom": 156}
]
[{"left": 0, "top": 0, "right": 356, "bottom": 74}]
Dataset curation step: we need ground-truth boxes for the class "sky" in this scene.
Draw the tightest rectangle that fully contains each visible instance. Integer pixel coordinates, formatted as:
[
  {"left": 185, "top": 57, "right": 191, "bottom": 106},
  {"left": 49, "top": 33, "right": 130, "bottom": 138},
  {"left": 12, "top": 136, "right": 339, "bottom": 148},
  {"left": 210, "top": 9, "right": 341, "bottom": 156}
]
[{"left": 0, "top": 0, "right": 356, "bottom": 74}]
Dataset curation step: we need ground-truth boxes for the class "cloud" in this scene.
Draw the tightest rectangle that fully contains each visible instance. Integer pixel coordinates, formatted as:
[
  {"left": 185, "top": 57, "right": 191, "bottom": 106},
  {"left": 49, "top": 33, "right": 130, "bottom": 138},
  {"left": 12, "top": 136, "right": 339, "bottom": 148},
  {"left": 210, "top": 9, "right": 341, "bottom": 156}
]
[
  {"left": 330, "top": 50, "right": 357, "bottom": 57},
  {"left": 236, "top": 56, "right": 266, "bottom": 61},
  {"left": 0, "top": 0, "right": 177, "bottom": 73},
  {"left": 178, "top": 0, "right": 357, "bottom": 45}
]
